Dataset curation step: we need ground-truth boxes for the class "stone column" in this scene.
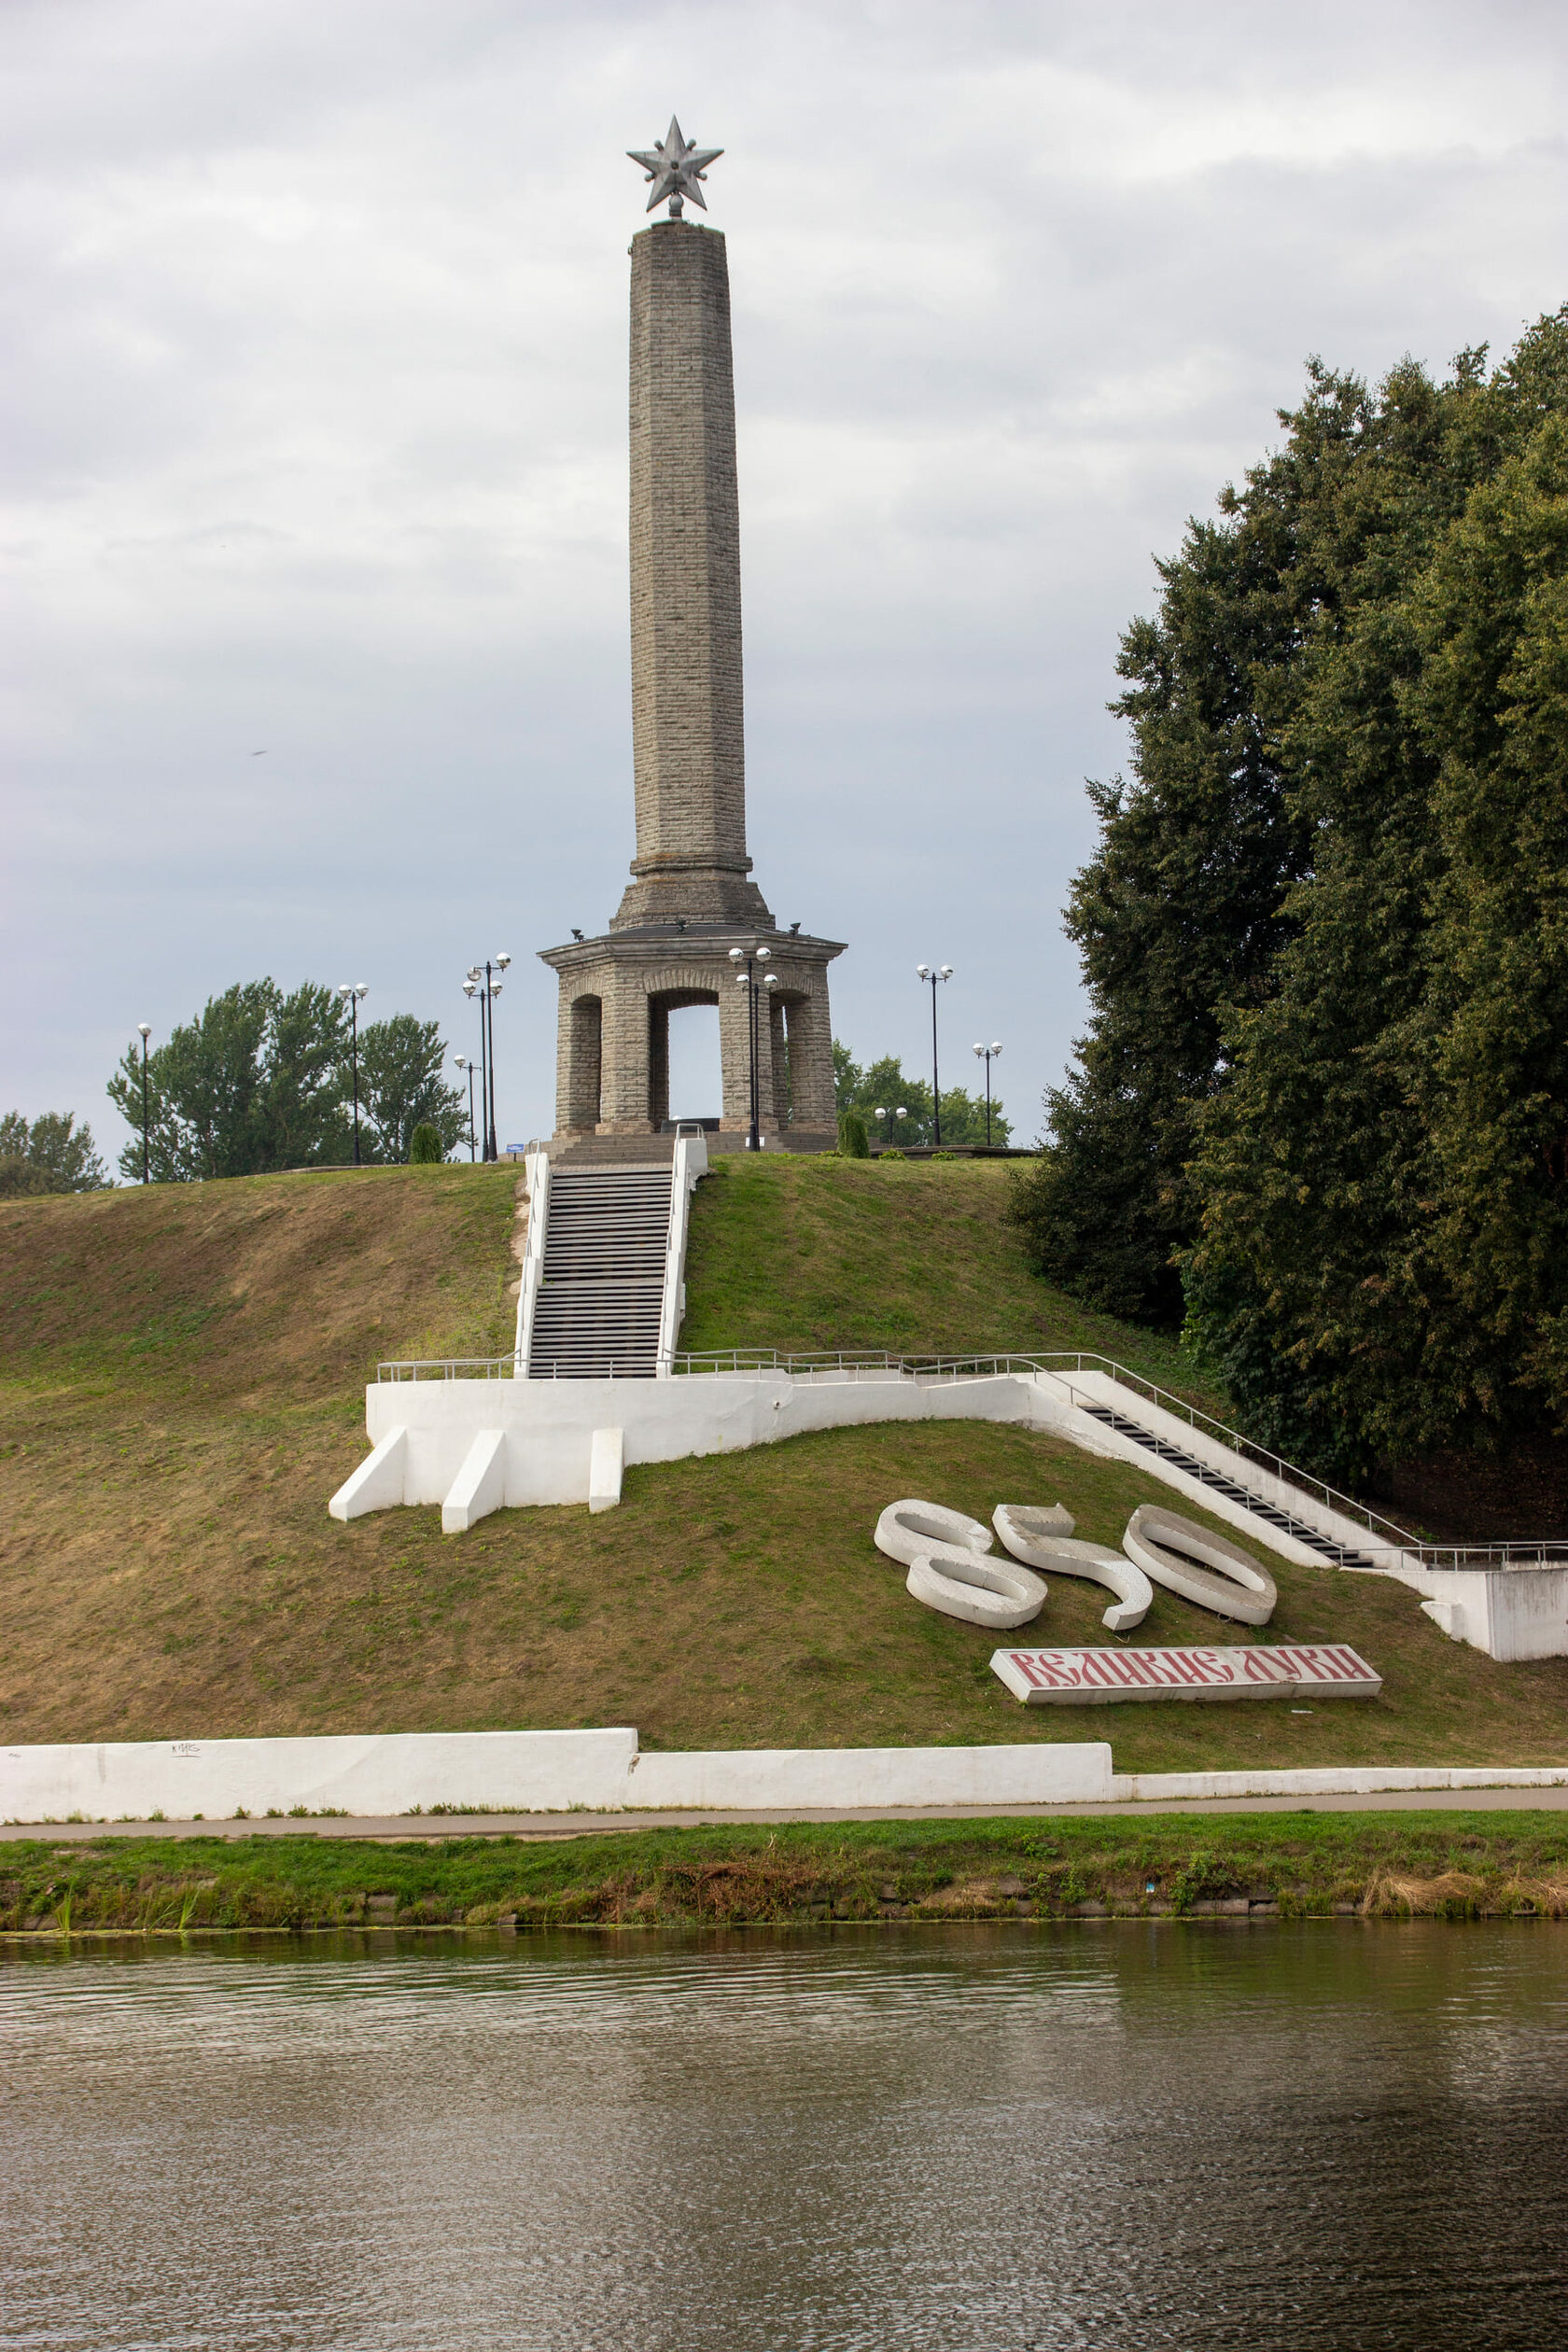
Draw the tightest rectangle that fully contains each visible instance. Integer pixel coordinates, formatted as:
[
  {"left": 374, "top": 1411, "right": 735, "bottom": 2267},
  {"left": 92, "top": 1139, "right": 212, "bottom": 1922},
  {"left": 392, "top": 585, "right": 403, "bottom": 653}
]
[
  {"left": 718, "top": 975, "right": 754, "bottom": 1131},
  {"left": 768, "top": 994, "right": 791, "bottom": 1127},
  {"left": 781, "top": 986, "right": 836, "bottom": 1133},
  {"left": 599, "top": 966, "right": 653, "bottom": 1132}
]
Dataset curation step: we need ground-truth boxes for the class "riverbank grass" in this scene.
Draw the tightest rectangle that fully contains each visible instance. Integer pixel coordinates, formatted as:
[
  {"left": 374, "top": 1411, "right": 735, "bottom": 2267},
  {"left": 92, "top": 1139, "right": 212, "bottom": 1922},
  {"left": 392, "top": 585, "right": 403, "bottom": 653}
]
[{"left": 6, "top": 1813, "right": 1568, "bottom": 1938}]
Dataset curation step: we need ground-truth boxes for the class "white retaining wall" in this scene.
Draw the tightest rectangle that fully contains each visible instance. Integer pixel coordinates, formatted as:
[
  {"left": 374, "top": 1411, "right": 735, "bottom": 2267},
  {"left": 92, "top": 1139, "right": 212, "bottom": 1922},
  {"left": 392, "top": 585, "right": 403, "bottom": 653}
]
[
  {"left": 340, "top": 1364, "right": 1360, "bottom": 1575},
  {"left": 346, "top": 1368, "right": 1061, "bottom": 1515},
  {"left": 631, "top": 1743, "right": 1113, "bottom": 1809},
  {"left": 3, "top": 1730, "right": 1111, "bottom": 1822},
  {"left": 1395, "top": 1562, "right": 1568, "bottom": 1662},
  {"left": 329, "top": 1363, "right": 1568, "bottom": 1661},
  {"left": 2, "top": 1729, "right": 641, "bottom": 1823},
  {"left": 7, "top": 1729, "right": 1568, "bottom": 1823},
  {"left": 1112, "top": 1764, "right": 1568, "bottom": 1802}
]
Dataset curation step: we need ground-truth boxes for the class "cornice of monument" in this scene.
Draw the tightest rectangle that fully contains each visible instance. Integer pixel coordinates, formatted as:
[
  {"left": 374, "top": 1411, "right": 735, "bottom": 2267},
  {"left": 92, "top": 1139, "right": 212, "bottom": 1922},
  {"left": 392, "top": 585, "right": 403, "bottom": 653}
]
[
  {"left": 539, "top": 923, "right": 847, "bottom": 975},
  {"left": 628, "top": 851, "right": 755, "bottom": 875}
]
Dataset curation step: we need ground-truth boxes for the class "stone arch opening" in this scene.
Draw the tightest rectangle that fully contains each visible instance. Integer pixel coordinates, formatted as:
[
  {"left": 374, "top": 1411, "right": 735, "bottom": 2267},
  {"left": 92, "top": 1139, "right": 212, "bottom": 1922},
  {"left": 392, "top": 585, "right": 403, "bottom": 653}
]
[
  {"left": 649, "top": 987, "right": 721, "bottom": 1128},
  {"left": 567, "top": 994, "right": 602, "bottom": 1131}
]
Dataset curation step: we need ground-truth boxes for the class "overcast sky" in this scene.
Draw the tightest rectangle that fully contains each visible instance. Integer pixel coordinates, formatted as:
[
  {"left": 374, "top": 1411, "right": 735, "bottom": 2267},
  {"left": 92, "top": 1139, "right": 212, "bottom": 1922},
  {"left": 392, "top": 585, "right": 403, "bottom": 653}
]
[{"left": 6, "top": 0, "right": 1568, "bottom": 1164}]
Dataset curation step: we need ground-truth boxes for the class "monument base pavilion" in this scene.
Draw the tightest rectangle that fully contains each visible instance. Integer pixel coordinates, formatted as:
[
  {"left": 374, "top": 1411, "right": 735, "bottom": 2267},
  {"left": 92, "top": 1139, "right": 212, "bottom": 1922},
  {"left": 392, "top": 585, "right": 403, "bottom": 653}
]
[{"left": 539, "top": 914, "right": 843, "bottom": 1148}]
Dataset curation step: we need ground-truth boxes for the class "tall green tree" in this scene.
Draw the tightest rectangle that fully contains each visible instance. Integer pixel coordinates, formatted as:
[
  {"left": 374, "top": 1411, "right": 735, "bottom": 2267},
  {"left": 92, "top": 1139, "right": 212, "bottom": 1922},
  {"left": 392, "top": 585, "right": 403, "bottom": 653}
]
[
  {"left": 1416, "top": 406, "right": 1568, "bottom": 1435},
  {"left": 108, "top": 981, "right": 353, "bottom": 1181},
  {"left": 1027, "top": 308, "right": 1568, "bottom": 1471},
  {"left": 357, "top": 1015, "right": 466, "bottom": 1163},
  {"left": 1009, "top": 371, "right": 1345, "bottom": 1321},
  {"left": 0, "top": 1111, "right": 109, "bottom": 1197},
  {"left": 1176, "top": 359, "right": 1482, "bottom": 1470},
  {"left": 1180, "top": 314, "right": 1568, "bottom": 1471}
]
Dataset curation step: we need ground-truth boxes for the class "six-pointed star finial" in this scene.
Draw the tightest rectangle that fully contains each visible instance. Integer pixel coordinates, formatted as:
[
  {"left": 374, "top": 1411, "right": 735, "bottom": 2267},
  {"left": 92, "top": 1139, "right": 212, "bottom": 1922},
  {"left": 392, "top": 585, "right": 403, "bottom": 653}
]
[{"left": 627, "top": 115, "right": 722, "bottom": 217}]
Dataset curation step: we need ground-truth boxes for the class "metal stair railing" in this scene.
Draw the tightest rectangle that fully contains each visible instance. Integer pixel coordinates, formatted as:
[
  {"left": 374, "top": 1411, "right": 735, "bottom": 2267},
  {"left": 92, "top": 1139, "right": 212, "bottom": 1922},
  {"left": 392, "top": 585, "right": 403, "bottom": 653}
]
[
  {"left": 371, "top": 1338, "right": 1568, "bottom": 1567},
  {"left": 668, "top": 1346, "right": 1568, "bottom": 1568}
]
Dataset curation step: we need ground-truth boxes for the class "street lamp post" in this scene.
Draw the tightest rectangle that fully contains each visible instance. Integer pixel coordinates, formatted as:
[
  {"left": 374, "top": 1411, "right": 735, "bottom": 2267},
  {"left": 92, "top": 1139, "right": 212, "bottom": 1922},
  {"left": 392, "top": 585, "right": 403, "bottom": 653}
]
[
  {"left": 728, "top": 943, "right": 775, "bottom": 1151},
  {"left": 455, "top": 1056, "right": 477, "bottom": 1161},
  {"left": 873, "top": 1105, "right": 910, "bottom": 1149},
  {"left": 337, "top": 984, "right": 369, "bottom": 1164},
  {"left": 972, "top": 1042, "right": 1003, "bottom": 1146},
  {"left": 136, "top": 1024, "right": 152, "bottom": 1183},
  {"left": 462, "top": 954, "right": 511, "bottom": 1161},
  {"left": 463, "top": 974, "right": 486, "bottom": 1158},
  {"left": 917, "top": 963, "right": 954, "bottom": 1145}
]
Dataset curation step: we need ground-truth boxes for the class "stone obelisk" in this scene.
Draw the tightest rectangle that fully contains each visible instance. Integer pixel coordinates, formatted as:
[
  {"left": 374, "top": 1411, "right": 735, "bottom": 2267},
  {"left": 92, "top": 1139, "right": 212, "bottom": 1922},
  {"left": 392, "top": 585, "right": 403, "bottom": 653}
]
[
  {"left": 614, "top": 218, "right": 770, "bottom": 929},
  {"left": 539, "top": 122, "right": 843, "bottom": 1148}
]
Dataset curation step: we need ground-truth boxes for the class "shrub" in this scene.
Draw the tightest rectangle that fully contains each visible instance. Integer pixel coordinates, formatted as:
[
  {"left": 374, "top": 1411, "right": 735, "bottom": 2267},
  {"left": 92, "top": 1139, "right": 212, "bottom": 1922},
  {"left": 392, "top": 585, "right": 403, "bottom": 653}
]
[
  {"left": 837, "top": 1107, "right": 870, "bottom": 1158},
  {"left": 408, "top": 1122, "right": 444, "bottom": 1165},
  {"left": 880, "top": 1147, "right": 907, "bottom": 1161}
]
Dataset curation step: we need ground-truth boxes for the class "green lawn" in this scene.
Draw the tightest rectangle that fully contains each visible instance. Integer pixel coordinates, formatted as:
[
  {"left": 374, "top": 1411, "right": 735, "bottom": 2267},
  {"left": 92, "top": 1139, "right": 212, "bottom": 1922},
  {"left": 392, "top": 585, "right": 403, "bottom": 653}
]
[{"left": 680, "top": 1155, "right": 1226, "bottom": 1407}]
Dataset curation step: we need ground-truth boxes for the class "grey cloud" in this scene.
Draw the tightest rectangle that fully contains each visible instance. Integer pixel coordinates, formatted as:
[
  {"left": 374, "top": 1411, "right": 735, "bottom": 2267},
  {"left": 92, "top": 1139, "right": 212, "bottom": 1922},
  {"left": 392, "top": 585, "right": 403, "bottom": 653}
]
[{"left": 4, "top": 0, "right": 1568, "bottom": 1157}]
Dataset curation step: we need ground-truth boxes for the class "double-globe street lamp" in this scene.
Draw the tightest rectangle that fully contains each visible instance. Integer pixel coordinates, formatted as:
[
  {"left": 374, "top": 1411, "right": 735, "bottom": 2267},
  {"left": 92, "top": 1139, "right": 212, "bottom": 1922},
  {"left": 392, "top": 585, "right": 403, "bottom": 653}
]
[
  {"left": 917, "top": 963, "right": 954, "bottom": 1145},
  {"left": 873, "top": 1105, "right": 910, "bottom": 1147},
  {"left": 136, "top": 1023, "right": 152, "bottom": 1183},
  {"left": 729, "top": 943, "right": 777, "bottom": 1152},
  {"left": 972, "top": 1041, "right": 1003, "bottom": 1145},
  {"left": 454, "top": 1056, "right": 478, "bottom": 1161},
  {"left": 463, "top": 954, "right": 511, "bottom": 1161},
  {"left": 337, "top": 983, "right": 369, "bottom": 1165}
]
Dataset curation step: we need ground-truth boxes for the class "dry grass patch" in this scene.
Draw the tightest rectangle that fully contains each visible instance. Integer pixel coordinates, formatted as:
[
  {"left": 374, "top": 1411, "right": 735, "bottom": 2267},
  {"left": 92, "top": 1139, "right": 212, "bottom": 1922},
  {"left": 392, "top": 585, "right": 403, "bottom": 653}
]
[{"left": 1361, "top": 1869, "right": 1568, "bottom": 1919}]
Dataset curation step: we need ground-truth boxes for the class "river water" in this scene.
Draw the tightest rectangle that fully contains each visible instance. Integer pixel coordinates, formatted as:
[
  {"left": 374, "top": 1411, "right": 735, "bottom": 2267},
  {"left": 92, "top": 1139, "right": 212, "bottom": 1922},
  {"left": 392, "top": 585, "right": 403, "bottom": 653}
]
[{"left": 3, "top": 1922, "right": 1565, "bottom": 2350}]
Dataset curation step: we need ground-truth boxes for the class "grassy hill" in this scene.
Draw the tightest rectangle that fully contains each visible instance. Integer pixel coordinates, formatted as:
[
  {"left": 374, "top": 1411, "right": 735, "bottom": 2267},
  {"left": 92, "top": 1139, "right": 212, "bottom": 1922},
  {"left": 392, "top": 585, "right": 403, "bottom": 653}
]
[
  {"left": 2, "top": 1159, "right": 1564, "bottom": 1771},
  {"left": 679, "top": 1156, "right": 1224, "bottom": 1404}
]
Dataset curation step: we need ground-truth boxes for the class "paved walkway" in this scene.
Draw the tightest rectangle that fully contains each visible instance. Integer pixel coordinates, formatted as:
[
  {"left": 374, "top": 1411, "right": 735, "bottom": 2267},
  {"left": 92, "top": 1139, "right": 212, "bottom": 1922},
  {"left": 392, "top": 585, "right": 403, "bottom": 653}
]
[{"left": 7, "top": 1785, "right": 1568, "bottom": 1842}]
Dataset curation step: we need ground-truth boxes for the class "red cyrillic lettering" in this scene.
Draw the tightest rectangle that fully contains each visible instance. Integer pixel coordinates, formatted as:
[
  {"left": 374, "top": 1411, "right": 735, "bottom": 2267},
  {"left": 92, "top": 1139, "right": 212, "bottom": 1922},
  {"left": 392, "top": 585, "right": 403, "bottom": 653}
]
[{"left": 1243, "top": 1649, "right": 1294, "bottom": 1683}]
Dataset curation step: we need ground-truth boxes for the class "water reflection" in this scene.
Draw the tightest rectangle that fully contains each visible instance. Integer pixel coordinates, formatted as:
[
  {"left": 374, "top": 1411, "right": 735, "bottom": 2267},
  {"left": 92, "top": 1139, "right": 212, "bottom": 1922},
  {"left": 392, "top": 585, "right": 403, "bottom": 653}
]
[{"left": 2, "top": 1924, "right": 1564, "bottom": 2349}]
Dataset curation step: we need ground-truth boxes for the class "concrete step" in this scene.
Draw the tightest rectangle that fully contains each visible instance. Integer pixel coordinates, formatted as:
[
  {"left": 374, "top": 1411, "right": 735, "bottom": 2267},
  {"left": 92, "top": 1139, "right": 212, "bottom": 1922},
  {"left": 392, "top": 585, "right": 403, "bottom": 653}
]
[{"left": 552, "top": 1130, "right": 837, "bottom": 1167}]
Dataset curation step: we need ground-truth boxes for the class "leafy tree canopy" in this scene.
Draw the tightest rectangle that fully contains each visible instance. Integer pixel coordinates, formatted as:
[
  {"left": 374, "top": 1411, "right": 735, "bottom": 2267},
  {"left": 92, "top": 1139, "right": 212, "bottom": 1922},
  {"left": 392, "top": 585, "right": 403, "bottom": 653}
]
[
  {"left": 833, "top": 1043, "right": 1011, "bottom": 1147},
  {"left": 1020, "top": 306, "right": 1568, "bottom": 1476},
  {"left": 108, "top": 982, "right": 351, "bottom": 1182},
  {"left": 107, "top": 983, "right": 463, "bottom": 1180},
  {"left": 0, "top": 1111, "right": 110, "bottom": 1197},
  {"left": 357, "top": 1015, "right": 465, "bottom": 1163}
]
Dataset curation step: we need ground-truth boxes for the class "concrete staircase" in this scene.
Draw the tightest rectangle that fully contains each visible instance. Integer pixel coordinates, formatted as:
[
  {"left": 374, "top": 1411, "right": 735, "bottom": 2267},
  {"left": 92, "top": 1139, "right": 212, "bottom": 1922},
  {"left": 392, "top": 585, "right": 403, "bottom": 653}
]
[
  {"left": 526, "top": 1165, "right": 674, "bottom": 1379},
  {"left": 551, "top": 1128, "right": 834, "bottom": 1166},
  {"left": 551, "top": 1134, "right": 678, "bottom": 1170}
]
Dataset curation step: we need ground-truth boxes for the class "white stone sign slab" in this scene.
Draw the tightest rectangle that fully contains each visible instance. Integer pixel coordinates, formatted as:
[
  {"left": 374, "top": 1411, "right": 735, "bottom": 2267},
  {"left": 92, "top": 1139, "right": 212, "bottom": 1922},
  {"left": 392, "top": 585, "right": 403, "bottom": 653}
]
[{"left": 991, "top": 1642, "right": 1382, "bottom": 1705}]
